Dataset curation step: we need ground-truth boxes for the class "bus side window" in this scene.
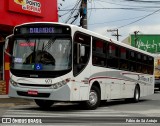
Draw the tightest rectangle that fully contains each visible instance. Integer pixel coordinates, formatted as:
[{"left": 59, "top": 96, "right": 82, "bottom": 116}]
[
  {"left": 137, "top": 64, "right": 142, "bottom": 73},
  {"left": 119, "top": 47, "right": 128, "bottom": 70},
  {"left": 107, "top": 43, "right": 119, "bottom": 68},
  {"left": 130, "top": 51, "right": 136, "bottom": 61},
  {"left": 92, "top": 38, "right": 106, "bottom": 67},
  {"left": 120, "top": 47, "right": 126, "bottom": 59},
  {"left": 142, "top": 65, "right": 147, "bottom": 74}
]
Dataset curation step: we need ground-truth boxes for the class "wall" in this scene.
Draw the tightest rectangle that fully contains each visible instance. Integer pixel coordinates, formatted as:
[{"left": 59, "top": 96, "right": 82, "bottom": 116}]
[{"left": 0, "top": 0, "right": 58, "bottom": 94}]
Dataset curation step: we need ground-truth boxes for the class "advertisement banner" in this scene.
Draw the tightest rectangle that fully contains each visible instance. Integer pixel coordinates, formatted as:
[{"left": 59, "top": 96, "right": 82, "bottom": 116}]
[
  {"left": 131, "top": 35, "right": 160, "bottom": 53},
  {"left": 8, "top": 0, "right": 45, "bottom": 17}
]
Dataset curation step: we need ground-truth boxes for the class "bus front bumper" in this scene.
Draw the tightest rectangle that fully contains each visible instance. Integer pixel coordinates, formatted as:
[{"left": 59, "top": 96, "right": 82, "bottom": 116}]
[{"left": 8, "top": 84, "right": 71, "bottom": 101}]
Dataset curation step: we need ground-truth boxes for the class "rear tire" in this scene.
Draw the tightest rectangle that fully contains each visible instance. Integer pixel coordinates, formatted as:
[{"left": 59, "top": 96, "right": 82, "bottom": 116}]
[
  {"left": 34, "top": 99, "right": 54, "bottom": 109},
  {"left": 83, "top": 86, "right": 100, "bottom": 110},
  {"left": 133, "top": 86, "right": 140, "bottom": 102}
]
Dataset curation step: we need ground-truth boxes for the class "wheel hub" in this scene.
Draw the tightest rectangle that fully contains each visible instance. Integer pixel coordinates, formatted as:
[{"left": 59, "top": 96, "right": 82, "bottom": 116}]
[{"left": 88, "top": 91, "right": 98, "bottom": 106}]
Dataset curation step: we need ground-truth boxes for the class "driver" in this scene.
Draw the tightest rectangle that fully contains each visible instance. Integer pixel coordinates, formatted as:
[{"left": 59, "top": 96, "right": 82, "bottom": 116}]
[{"left": 37, "top": 51, "right": 55, "bottom": 65}]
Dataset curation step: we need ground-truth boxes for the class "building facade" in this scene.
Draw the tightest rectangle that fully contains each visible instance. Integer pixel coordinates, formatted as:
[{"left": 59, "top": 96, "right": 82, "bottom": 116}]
[{"left": 0, "top": 0, "right": 58, "bottom": 94}]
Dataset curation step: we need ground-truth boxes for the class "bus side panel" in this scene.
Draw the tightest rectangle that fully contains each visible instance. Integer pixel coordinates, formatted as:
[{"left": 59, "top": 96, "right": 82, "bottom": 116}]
[
  {"left": 70, "top": 82, "right": 80, "bottom": 101},
  {"left": 71, "top": 65, "right": 91, "bottom": 101},
  {"left": 121, "top": 80, "right": 135, "bottom": 99}
]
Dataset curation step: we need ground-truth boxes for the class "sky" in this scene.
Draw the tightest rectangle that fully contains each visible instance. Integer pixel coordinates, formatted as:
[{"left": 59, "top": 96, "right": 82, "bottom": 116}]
[{"left": 58, "top": 0, "right": 160, "bottom": 41}]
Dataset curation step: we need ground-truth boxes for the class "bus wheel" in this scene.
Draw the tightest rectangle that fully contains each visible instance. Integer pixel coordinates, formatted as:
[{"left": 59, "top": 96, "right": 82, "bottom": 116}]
[
  {"left": 34, "top": 99, "right": 54, "bottom": 109},
  {"left": 84, "top": 86, "right": 100, "bottom": 110},
  {"left": 133, "top": 86, "right": 140, "bottom": 102}
]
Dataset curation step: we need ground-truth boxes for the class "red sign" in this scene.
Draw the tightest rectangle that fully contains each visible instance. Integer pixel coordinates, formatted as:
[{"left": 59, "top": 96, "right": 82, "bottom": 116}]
[
  {"left": 28, "top": 90, "right": 38, "bottom": 95},
  {"left": 19, "top": 42, "right": 35, "bottom": 47},
  {"left": 8, "top": 0, "right": 45, "bottom": 17}
]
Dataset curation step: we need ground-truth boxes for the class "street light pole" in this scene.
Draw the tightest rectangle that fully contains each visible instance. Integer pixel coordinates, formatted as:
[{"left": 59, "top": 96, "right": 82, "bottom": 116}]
[
  {"left": 134, "top": 31, "right": 139, "bottom": 48},
  {"left": 107, "top": 29, "right": 121, "bottom": 41}
]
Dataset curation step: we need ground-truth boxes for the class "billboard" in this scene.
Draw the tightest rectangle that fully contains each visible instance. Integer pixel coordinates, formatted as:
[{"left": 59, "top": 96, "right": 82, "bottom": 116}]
[
  {"left": 131, "top": 35, "right": 160, "bottom": 53},
  {"left": 8, "top": 0, "right": 45, "bottom": 17},
  {"left": 0, "top": 0, "right": 58, "bottom": 27}
]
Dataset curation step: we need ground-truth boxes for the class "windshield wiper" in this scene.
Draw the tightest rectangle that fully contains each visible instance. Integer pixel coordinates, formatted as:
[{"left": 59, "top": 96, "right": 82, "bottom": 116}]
[{"left": 42, "top": 38, "right": 55, "bottom": 51}]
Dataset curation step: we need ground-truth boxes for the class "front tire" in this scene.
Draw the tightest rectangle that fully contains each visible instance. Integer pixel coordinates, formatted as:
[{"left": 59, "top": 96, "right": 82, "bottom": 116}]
[
  {"left": 83, "top": 86, "right": 100, "bottom": 110},
  {"left": 34, "top": 99, "right": 54, "bottom": 109}
]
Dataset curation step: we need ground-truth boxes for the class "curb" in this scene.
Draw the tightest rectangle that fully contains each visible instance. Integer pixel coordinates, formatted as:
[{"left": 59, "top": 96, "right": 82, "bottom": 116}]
[{"left": 0, "top": 95, "right": 9, "bottom": 98}]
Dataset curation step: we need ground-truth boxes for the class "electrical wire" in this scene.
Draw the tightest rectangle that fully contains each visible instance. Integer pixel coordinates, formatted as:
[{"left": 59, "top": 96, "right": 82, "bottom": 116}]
[
  {"left": 64, "top": 0, "right": 81, "bottom": 23},
  {"left": 123, "top": 0, "right": 160, "bottom": 3},
  {"left": 88, "top": 15, "right": 148, "bottom": 25},
  {"left": 94, "top": 0, "right": 160, "bottom": 8},
  {"left": 115, "top": 8, "right": 160, "bottom": 29},
  {"left": 59, "top": 7, "right": 159, "bottom": 12},
  {"left": 59, "top": 0, "right": 160, "bottom": 31}
]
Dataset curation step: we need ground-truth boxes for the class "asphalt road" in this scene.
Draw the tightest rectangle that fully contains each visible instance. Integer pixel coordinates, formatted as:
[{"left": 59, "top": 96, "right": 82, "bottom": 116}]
[{"left": 0, "top": 91, "right": 160, "bottom": 126}]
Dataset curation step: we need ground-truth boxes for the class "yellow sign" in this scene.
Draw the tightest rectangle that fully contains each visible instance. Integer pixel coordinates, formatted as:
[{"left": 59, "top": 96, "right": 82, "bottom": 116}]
[
  {"left": 14, "top": 0, "right": 41, "bottom": 13},
  {"left": 14, "top": 0, "right": 25, "bottom": 5}
]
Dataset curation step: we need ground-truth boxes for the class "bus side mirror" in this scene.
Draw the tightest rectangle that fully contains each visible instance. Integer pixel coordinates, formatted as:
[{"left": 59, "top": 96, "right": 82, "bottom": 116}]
[
  {"left": 4, "top": 35, "right": 13, "bottom": 57},
  {"left": 80, "top": 45, "right": 85, "bottom": 57},
  {"left": 5, "top": 38, "right": 9, "bottom": 50}
]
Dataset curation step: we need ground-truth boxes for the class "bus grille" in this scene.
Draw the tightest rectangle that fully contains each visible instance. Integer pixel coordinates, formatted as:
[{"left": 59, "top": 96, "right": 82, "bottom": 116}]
[
  {"left": 17, "top": 91, "right": 50, "bottom": 98},
  {"left": 18, "top": 83, "right": 52, "bottom": 87}
]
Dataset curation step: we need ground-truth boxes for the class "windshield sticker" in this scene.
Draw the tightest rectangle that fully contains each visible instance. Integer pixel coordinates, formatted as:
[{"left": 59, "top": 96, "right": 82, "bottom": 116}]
[
  {"left": 19, "top": 42, "right": 35, "bottom": 47},
  {"left": 14, "top": 58, "right": 23, "bottom": 63},
  {"left": 34, "top": 64, "right": 43, "bottom": 70}
]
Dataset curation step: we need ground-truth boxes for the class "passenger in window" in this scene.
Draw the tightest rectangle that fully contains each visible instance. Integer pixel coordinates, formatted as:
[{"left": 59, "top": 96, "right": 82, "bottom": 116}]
[
  {"left": 142, "top": 67, "right": 147, "bottom": 74},
  {"left": 93, "top": 57, "right": 98, "bottom": 65},
  {"left": 137, "top": 66, "right": 142, "bottom": 73},
  {"left": 121, "top": 63, "right": 127, "bottom": 69},
  {"left": 101, "top": 60, "right": 105, "bottom": 66}
]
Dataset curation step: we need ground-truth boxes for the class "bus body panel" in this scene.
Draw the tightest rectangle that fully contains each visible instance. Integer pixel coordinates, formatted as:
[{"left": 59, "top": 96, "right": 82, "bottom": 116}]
[{"left": 90, "top": 65, "right": 154, "bottom": 100}]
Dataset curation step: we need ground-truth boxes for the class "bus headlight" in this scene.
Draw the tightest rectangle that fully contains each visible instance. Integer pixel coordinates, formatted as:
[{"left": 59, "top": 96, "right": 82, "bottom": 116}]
[
  {"left": 51, "top": 79, "right": 70, "bottom": 89},
  {"left": 10, "top": 79, "right": 18, "bottom": 87}
]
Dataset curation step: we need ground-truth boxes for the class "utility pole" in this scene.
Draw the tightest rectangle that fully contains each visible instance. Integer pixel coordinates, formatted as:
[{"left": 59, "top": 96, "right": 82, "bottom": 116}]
[
  {"left": 134, "top": 31, "right": 139, "bottom": 48},
  {"left": 80, "top": 0, "right": 87, "bottom": 29},
  {"left": 107, "top": 29, "right": 121, "bottom": 41}
]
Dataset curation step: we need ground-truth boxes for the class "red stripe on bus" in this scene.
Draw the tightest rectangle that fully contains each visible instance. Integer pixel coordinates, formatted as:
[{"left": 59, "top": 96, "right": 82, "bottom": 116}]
[{"left": 89, "top": 76, "right": 134, "bottom": 84}]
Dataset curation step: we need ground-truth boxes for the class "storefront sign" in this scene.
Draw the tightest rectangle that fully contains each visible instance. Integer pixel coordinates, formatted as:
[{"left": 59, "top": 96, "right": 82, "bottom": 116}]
[
  {"left": 131, "top": 35, "right": 160, "bottom": 53},
  {"left": 8, "top": 0, "right": 45, "bottom": 17}
]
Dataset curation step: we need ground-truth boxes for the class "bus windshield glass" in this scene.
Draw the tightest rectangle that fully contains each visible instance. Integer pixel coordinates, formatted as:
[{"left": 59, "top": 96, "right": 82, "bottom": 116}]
[{"left": 12, "top": 38, "right": 72, "bottom": 71}]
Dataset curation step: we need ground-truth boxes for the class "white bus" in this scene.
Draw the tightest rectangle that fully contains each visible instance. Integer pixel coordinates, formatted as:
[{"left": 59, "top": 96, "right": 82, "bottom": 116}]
[{"left": 5, "top": 22, "right": 154, "bottom": 110}]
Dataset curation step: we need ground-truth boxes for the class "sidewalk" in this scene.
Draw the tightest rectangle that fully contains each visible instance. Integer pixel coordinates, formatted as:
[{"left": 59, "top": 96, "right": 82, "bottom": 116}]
[
  {"left": 0, "top": 95, "right": 34, "bottom": 107},
  {"left": 0, "top": 95, "right": 9, "bottom": 98}
]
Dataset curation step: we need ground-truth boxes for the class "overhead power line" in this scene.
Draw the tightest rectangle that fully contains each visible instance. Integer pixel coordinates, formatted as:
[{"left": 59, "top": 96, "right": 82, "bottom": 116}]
[
  {"left": 58, "top": 7, "right": 160, "bottom": 12},
  {"left": 115, "top": 8, "right": 160, "bottom": 29},
  {"left": 88, "top": 15, "right": 148, "bottom": 25},
  {"left": 123, "top": 0, "right": 160, "bottom": 3},
  {"left": 64, "top": 0, "right": 81, "bottom": 24},
  {"left": 95, "top": 0, "right": 160, "bottom": 7}
]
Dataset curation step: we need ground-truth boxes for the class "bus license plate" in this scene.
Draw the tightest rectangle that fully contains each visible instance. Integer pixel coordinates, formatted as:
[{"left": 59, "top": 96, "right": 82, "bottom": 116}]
[{"left": 28, "top": 90, "right": 38, "bottom": 95}]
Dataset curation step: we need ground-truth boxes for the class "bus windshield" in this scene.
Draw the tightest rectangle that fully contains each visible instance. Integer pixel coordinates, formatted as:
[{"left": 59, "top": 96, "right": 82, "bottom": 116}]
[{"left": 12, "top": 37, "right": 72, "bottom": 71}]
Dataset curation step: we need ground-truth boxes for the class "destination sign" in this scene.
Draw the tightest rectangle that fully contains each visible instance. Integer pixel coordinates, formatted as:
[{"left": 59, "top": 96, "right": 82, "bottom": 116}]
[
  {"left": 20, "top": 27, "right": 62, "bottom": 34},
  {"left": 14, "top": 25, "right": 71, "bottom": 35},
  {"left": 29, "top": 27, "right": 55, "bottom": 34}
]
